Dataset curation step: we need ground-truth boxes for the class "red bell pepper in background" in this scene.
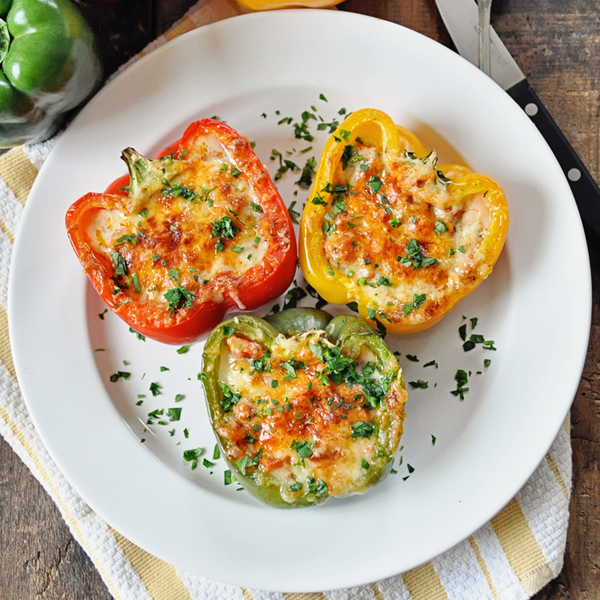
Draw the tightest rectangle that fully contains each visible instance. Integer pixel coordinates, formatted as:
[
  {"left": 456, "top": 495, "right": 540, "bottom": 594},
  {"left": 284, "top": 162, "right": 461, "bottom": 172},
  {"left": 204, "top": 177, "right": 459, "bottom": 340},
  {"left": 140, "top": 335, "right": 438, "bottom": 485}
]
[{"left": 66, "top": 119, "right": 297, "bottom": 344}]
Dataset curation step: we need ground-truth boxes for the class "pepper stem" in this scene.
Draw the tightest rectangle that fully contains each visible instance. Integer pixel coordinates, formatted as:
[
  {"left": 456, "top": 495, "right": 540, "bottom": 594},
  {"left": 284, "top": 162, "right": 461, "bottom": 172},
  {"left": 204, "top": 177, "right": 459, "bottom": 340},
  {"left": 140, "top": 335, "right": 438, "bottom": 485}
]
[{"left": 120, "top": 146, "right": 168, "bottom": 213}]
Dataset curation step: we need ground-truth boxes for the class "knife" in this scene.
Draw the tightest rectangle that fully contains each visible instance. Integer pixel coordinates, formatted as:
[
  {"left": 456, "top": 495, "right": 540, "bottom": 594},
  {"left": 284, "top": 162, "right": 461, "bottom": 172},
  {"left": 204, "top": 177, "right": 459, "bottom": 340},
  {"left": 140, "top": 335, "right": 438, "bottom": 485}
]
[{"left": 434, "top": 0, "right": 600, "bottom": 236}]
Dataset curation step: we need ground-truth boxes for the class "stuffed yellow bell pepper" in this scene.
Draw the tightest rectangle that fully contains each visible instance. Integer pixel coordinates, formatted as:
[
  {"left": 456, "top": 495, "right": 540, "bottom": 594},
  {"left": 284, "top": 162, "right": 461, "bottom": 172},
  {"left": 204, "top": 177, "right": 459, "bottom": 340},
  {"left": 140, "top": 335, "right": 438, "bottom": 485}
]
[{"left": 299, "top": 108, "right": 509, "bottom": 334}]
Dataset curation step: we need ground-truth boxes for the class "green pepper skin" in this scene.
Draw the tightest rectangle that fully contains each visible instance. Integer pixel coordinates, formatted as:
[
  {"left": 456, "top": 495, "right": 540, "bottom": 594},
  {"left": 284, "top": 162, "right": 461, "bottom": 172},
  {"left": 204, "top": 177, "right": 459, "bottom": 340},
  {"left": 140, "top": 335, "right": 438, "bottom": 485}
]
[
  {"left": 0, "top": 0, "right": 102, "bottom": 147},
  {"left": 264, "top": 307, "right": 332, "bottom": 335},
  {"left": 201, "top": 309, "right": 407, "bottom": 508}
]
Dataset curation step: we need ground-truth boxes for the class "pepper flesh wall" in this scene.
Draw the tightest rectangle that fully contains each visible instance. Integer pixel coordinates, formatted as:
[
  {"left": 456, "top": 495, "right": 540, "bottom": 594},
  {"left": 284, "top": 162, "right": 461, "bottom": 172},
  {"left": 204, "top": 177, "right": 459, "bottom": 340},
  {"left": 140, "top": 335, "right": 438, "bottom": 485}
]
[{"left": 201, "top": 309, "right": 407, "bottom": 508}]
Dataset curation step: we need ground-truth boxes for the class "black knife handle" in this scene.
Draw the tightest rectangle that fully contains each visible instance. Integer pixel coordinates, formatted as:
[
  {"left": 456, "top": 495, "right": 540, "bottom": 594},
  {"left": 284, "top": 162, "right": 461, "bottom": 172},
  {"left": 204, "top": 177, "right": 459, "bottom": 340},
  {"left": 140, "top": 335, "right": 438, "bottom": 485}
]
[{"left": 507, "top": 78, "right": 600, "bottom": 236}]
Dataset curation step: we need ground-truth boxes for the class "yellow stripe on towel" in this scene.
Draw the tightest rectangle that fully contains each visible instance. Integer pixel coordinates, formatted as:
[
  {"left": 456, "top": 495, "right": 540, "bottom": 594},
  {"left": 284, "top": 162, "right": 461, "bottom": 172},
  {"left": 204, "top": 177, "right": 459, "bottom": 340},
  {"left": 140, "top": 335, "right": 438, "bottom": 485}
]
[
  {"left": 163, "top": 17, "right": 198, "bottom": 41},
  {"left": 402, "top": 562, "right": 449, "bottom": 600},
  {"left": 111, "top": 528, "right": 194, "bottom": 600},
  {"left": 0, "top": 147, "right": 38, "bottom": 206},
  {"left": 491, "top": 498, "right": 553, "bottom": 595},
  {"left": 546, "top": 454, "right": 568, "bottom": 500},
  {"left": 284, "top": 594, "right": 326, "bottom": 600},
  {"left": 0, "top": 305, "right": 16, "bottom": 380},
  {"left": 0, "top": 218, "right": 14, "bottom": 244},
  {"left": 371, "top": 582, "right": 385, "bottom": 600}
]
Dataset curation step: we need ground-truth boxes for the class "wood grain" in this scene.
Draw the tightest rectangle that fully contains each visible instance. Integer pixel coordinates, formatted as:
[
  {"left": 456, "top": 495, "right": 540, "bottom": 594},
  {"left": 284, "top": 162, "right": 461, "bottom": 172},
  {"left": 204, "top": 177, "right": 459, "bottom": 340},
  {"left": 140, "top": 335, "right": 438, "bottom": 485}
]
[{"left": 1, "top": 0, "right": 599, "bottom": 597}]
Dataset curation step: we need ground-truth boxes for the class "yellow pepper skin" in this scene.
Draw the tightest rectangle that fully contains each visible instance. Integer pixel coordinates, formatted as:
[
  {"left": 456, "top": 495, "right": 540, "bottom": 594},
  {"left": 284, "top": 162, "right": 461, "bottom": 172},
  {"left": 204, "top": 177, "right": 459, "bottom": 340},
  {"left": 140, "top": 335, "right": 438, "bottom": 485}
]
[
  {"left": 235, "top": 0, "right": 341, "bottom": 9},
  {"left": 299, "top": 108, "right": 509, "bottom": 335}
]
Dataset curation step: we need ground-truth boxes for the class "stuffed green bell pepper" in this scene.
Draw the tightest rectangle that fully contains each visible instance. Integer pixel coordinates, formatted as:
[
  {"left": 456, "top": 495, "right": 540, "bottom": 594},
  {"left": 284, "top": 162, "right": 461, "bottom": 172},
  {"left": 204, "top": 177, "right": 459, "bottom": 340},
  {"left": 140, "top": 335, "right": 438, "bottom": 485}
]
[
  {"left": 0, "top": 0, "right": 102, "bottom": 147},
  {"left": 201, "top": 308, "right": 408, "bottom": 508}
]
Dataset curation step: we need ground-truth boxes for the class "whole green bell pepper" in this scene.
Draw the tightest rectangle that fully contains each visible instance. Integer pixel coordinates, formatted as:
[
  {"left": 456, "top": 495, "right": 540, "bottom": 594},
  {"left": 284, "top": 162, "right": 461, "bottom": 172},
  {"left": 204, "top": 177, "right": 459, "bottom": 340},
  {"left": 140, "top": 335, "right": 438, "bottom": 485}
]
[
  {"left": 201, "top": 308, "right": 408, "bottom": 508},
  {"left": 0, "top": 0, "right": 102, "bottom": 147}
]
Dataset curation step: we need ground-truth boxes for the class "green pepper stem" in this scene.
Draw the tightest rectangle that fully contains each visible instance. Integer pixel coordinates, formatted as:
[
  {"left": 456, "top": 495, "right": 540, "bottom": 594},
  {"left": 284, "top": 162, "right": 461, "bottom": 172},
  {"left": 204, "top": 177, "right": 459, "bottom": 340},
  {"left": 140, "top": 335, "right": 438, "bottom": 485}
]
[{"left": 121, "top": 147, "right": 162, "bottom": 200}]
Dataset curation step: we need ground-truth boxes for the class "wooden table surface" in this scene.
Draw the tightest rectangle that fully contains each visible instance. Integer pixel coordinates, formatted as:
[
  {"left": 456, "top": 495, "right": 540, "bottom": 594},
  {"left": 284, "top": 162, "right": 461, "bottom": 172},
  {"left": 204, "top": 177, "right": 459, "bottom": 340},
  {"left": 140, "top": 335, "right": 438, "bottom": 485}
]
[{"left": 1, "top": 0, "right": 599, "bottom": 597}]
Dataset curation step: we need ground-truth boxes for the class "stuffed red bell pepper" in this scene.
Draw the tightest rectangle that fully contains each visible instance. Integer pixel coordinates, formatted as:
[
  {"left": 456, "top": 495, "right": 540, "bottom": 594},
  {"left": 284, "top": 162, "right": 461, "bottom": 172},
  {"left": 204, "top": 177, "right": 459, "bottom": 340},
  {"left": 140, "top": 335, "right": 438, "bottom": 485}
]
[{"left": 66, "top": 119, "right": 297, "bottom": 344}]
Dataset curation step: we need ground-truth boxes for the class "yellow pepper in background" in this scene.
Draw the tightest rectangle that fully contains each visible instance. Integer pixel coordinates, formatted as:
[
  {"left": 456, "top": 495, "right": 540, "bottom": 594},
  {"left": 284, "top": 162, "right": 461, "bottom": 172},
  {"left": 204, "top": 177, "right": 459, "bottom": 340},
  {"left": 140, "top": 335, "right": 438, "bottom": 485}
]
[
  {"left": 236, "top": 0, "right": 342, "bottom": 9},
  {"left": 299, "top": 108, "right": 509, "bottom": 335}
]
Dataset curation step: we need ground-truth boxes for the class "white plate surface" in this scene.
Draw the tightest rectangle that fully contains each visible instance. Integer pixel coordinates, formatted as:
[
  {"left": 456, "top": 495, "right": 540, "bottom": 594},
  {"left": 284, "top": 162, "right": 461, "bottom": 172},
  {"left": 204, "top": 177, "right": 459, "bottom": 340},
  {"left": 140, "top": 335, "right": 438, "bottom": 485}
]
[{"left": 8, "top": 9, "right": 591, "bottom": 592}]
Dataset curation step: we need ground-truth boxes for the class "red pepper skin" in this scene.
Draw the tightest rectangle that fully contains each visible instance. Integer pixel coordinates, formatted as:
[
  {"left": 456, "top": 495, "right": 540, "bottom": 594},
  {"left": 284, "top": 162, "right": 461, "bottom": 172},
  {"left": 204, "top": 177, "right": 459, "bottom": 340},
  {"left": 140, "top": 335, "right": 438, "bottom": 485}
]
[{"left": 66, "top": 119, "right": 297, "bottom": 345}]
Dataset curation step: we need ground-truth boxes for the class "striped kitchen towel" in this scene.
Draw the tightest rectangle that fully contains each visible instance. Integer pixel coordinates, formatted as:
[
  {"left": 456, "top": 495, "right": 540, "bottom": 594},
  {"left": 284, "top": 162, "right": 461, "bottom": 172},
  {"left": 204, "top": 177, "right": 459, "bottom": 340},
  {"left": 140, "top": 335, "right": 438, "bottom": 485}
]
[{"left": 0, "top": 0, "right": 571, "bottom": 598}]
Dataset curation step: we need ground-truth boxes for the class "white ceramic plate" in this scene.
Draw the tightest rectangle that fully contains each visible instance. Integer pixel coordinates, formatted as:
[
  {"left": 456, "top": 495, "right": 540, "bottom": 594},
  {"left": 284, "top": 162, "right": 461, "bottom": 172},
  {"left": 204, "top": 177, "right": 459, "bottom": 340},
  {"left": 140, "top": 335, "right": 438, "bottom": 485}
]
[{"left": 9, "top": 10, "right": 591, "bottom": 592}]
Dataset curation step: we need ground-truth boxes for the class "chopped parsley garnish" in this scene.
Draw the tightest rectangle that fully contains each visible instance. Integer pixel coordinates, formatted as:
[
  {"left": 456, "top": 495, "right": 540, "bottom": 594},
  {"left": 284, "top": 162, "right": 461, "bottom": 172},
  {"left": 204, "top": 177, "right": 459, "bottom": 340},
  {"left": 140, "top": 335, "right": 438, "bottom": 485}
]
[
  {"left": 403, "top": 293, "right": 426, "bottom": 316},
  {"left": 451, "top": 369, "right": 469, "bottom": 400},
  {"left": 289, "top": 482, "right": 303, "bottom": 492},
  {"left": 129, "top": 327, "right": 145, "bottom": 341},
  {"left": 176, "top": 345, "right": 190, "bottom": 354},
  {"left": 398, "top": 239, "right": 439, "bottom": 270},
  {"left": 250, "top": 353, "right": 271, "bottom": 374},
  {"left": 109, "top": 371, "right": 130, "bottom": 382},
  {"left": 434, "top": 220, "right": 448, "bottom": 236},
  {"left": 211, "top": 216, "right": 241, "bottom": 252},
  {"left": 114, "top": 233, "right": 139, "bottom": 246},
  {"left": 236, "top": 452, "right": 261, "bottom": 476},
  {"left": 218, "top": 381, "right": 241, "bottom": 412},
  {"left": 162, "top": 182, "right": 199, "bottom": 201},
  {"left": 288, "top": 200, "right": 301, "bottom": 224},
  {"left": 351, "top": 421, "right": 374, "bottom": 440},
  {"left": 290, "top": 440, "right": 315, "bottom": 464},
  {"left": 409, "top": 380, "right": 429, "bottom": 389},
  {"left": 183, "top": 447, "right": 204, "bottom": 470},
  {"left": 367, "top": 176, "right": 382, "bottom": 193},
  {"left": 111, "top": 251, "right": 128, "bottom": 277},
  {"left": 149, "top": 382, "right": 161, "bottom": 396},
  {"left": 307, "top": 476, "right": 328, "bottom": 497},
  {"left": 296, "top": 156, "right": 317, "bottom": 189},
  {"left": 167, "top": 407, "right": 182, "bottom": 421},
  {"left": 311, "top": 192, "right": 328, "bottom": 206},
  {"left": 164, "top": 285, "right": 195, "bottom": 315},
  {"left": 279, "top": 361, "right": 298, "bottom": 380}
]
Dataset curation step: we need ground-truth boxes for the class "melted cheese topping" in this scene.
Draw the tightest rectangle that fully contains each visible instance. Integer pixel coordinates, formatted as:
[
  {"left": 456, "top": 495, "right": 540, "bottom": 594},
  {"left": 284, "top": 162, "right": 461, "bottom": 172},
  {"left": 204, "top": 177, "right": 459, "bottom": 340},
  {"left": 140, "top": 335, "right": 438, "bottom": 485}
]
[
  {"left": 89, "top": 135, "right": 269, "bottom": 315},
  {"left": 320, "top": 142, "right": 493, "bottom": 326},
  {"left": 214, "top": 332, "right": 407, "bottom": 505}
]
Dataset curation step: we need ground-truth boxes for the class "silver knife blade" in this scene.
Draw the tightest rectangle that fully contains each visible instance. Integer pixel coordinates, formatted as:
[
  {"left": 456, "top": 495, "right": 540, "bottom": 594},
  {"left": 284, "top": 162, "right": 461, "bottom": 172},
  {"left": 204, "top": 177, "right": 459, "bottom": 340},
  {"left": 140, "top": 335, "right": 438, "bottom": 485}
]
[
  {"left": 434, "top": 0, "right": 524, "bottom": 90},
  {"left": 434, "top": 0, "right": 600, "bottom": 235}
]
